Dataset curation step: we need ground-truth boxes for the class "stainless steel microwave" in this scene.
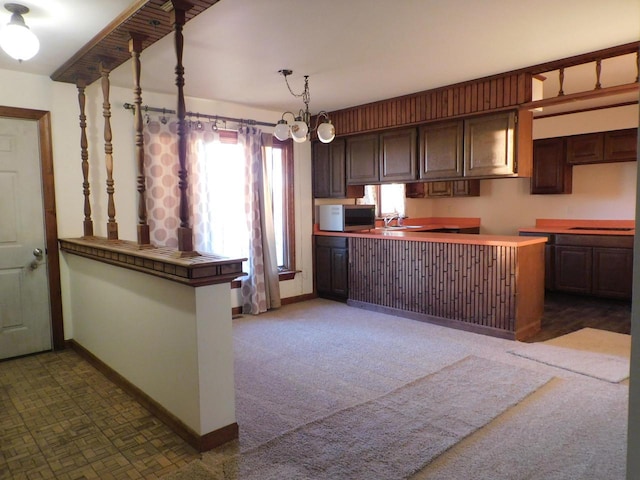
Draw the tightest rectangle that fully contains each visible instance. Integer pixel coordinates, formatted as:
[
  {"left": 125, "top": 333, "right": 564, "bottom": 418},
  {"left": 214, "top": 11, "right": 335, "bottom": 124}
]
[{"left": 318, "top": 204, "right": 376, "bottom": 232}]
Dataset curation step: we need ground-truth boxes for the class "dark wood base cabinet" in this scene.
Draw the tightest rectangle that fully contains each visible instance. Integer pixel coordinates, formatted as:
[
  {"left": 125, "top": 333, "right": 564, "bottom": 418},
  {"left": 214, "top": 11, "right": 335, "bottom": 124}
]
[
  {"left": 315, "top": 236, "right": 349, "bottom": 301},
  {"left": 521, "top": 232, "right": 633, "bottom": 300}
]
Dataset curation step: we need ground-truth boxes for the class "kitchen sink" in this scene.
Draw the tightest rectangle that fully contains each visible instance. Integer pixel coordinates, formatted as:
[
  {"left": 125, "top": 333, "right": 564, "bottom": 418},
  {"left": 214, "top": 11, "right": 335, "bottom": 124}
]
[
  {"left": 568, "top": 227, "right": 633, "bottom": 231},
  {"left": 384, "top": 225, "right": 425, "bottom": 230}
]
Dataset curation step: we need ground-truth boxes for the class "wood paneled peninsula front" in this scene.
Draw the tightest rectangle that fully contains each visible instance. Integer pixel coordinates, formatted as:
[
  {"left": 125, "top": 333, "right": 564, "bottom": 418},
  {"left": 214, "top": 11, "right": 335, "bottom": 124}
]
[{"left": 314, "top": 222, "right": 546, "bottom": 341}]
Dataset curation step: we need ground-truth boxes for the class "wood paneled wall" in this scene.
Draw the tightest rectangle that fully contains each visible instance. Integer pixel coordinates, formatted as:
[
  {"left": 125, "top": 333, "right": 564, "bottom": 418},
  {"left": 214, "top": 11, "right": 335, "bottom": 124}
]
[
  {"left": 325, "top": 72, "right": 531, "bottom": 137},
  {"left": 348, "top": 237, "right": 519, "bottom": 335}
]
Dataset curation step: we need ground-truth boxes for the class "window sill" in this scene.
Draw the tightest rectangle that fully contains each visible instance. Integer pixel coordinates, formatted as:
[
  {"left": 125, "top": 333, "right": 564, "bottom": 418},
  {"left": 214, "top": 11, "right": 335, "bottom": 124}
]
[{"left": 278, "top": 269, "right": 300, "bottom": 281}]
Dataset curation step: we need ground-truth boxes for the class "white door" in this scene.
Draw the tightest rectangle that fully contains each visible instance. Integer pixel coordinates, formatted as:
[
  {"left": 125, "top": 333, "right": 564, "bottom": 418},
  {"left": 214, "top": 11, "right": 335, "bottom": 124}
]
[{"left": 0, "top": 117, "right": 51, "bottom": 359}]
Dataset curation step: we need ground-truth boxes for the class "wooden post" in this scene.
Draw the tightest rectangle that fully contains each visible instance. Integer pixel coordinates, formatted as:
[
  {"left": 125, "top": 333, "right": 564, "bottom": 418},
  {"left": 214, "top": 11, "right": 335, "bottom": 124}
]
[
  {"left": 129, "top": 33, "right": 151, "bottom": 247},
  {"left": 558, "top": 68, "right": 565, "bottom": 96},
  {"left": 99, "top": 56, "right": 118, "bottom": 241},
  {"left": 76, "top": 77, "right": 93, "bottom": 237},
  {"left": 171, "top": 0, "right": 196, "bottom": 255}
]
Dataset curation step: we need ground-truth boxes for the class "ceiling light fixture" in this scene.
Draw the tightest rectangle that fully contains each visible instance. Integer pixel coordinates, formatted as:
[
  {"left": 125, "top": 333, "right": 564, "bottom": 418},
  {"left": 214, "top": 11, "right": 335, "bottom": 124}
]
[
  {"left": 0, "top": 3, "right": 39, "bottom": 62},
  {"left": 274, "top": 69, "right": 335, "bottom": 144}
]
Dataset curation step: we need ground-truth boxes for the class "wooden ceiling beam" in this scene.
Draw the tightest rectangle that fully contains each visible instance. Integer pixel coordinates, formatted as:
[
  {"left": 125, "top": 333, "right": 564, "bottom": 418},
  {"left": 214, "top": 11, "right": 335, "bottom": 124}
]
[{"left": 50, "top": 0, "right": 220, "bottom": 85}]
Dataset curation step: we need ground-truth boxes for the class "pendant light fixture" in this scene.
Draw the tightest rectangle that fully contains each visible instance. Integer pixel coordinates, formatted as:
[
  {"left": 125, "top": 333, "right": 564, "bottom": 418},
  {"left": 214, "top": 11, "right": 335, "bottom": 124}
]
[
  {"left": 0, "top": 3, "right": 39, "bottom": 62},
  {"left": 274, "top": 69, "right": 335, "bottom": 144}
]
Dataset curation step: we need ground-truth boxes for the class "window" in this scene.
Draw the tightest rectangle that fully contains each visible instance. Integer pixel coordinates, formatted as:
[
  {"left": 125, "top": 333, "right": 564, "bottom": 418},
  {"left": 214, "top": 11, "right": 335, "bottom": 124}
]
[
  {"left": 265, "top": 139, "right": 295, "bottom": 274},
  {"left": 195, "top": 134, "right": 295, "bottom": 279},
  {"left": 361, "top": 183, "right": 406, "bottom": 217}
]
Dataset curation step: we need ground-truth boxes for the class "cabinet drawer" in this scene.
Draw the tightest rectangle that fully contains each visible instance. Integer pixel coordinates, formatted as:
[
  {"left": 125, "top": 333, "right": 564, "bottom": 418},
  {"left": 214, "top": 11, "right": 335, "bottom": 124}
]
[
  {"left": 554, "top": 234, "right": 633, "bottom": 249},
  {"left": 315, "top": 236, "right": 348, "bottom": 249}
]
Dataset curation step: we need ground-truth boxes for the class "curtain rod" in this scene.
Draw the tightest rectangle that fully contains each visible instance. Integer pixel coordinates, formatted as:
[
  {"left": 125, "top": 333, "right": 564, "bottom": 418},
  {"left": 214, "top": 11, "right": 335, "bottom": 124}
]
[{"left": 122, "top": 103, "right": 277, "bottom": 128}]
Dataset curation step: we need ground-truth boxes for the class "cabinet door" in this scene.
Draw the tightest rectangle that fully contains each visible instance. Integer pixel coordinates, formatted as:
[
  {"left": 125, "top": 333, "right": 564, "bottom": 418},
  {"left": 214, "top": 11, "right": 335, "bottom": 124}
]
[
  {"left": 463, "top": 111, "right": 516, "bottom": 177},
  {"left": 604, "top": 128, "right": 638, "bottom": 163},
  {"left": 419, "top": 121, "right": 463, "bottom": 179},
  {"left": 315, "top": 244, "right": 332, "bottom": 294},
  {"left": 331, "top": 248, "right": 349, "bottom": 297},
  {"left": 566, "top": 132, "right": 604, "bottom": 164},
  {"left": 592, "top": 247, "right": 633, "bottom": 299},
  {"left": 346, "top": 134, "right": 379, "bottom": 184},
  {"left": 379, "top": 128, "right": 417, "bottom": 182},
  {"left": 426, "top": 181, "right": 452, "bottom": 197},
  {"left": 312, "top": 142, "right": 331, "bottom": 198},
  {"left": 531, "top": 137, "right": 572, "bottom": 194},
  {"left": 329, "top": 138, "right": 347, "bottom": 197},
  {"left": 312, "top": 139, "right": 348, "bottom": 198},
  {"left": 554, "top": 246, "right": 592, "bottom": 294},
  {"left": 452, "top": 180, "right": 480, "bottom": 197},
  {"left": 405, "top": 182, "right": 426, "bottom": 198}
]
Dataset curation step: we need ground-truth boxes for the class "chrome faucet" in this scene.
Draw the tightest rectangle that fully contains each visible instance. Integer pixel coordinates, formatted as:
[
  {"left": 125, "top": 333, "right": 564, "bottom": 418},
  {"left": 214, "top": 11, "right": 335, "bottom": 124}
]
[{"left": 384, "top": 214, "right": 405, "bottom": 227}]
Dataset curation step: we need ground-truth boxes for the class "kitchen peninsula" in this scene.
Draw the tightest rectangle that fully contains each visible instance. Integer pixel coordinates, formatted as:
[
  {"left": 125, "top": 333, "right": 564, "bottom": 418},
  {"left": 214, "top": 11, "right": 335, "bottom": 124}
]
[{"left": 315, "top": 218, "right": 547, "bottom": 341}]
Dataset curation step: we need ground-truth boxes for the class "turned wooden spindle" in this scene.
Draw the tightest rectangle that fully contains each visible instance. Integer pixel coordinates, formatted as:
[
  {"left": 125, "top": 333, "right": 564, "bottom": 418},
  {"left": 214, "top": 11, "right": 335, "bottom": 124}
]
[
  {"left": 595, "top": 59, "right": 602, "bottom": 89},
  {"left": 558, "top": 68, "right": 565, "bottom": 96},
  {"left": 129, "top": 33, "right": 151, "bottom": 247},
  {"left": 171, "top": 0, "right": 195, "bottom": 254},
  {"left": 636, "top": 51, "right": 639, "bottom": 83},
  {"left": 76, "top": 77, "right": 93, "bottom": 237},
  {"left": 99, "top": 56, "right": 119, "bottom": 241}
]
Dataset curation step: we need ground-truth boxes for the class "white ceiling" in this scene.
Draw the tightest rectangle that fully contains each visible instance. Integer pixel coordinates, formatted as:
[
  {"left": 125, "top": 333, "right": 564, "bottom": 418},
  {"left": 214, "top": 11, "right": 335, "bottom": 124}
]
[{"left": 1, "top": 0, "right": 639, "bottom": 115}]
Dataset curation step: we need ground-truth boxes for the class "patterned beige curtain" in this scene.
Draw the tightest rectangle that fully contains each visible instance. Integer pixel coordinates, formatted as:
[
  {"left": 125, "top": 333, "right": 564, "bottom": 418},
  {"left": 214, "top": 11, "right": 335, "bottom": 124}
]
[
  {"left": 143, "top": 119, "right": 181, "bottom": 247},
  {"left": 239, "top": 128, "right": 281, "bottom": 314},
  {"left": 144, "top": 120, "right": 281, "bottom": 314}
]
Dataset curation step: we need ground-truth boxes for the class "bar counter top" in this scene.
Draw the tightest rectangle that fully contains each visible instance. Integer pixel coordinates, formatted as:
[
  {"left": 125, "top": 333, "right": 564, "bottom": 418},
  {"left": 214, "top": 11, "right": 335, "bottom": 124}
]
[{"left": 315, "top": 216, "right": 547, "bottom": 247}]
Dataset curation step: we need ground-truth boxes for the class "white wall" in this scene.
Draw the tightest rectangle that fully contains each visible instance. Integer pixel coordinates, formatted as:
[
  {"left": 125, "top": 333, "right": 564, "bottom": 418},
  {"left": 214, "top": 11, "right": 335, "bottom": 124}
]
[
  {"left": 0, "top": 67, "right": 315, "bottom": 338},
  {"left": 406, "top": 105, "right": 639, "bottom": 234}
]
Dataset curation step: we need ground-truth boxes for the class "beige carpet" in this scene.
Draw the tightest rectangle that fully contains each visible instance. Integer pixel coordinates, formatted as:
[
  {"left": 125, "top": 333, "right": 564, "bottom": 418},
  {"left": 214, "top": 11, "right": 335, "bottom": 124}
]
[
  {"left": 160, "top": 299, "right": 628, "bottom": 480},
  {"left": 508, "top": 328, "right": 631, "bottom": 383},
  {"left": 194, "top": 356, "right": 550, "bottom": 480}
]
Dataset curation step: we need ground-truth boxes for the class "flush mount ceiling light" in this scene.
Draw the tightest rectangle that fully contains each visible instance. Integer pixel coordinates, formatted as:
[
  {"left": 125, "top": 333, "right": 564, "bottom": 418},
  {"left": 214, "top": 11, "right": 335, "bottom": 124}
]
[
  {"left": 274, "top": 69, "right": 335, "bottom": 144},
  {"left": 0, "top": 3, "right": 39, "bottom": 62}
]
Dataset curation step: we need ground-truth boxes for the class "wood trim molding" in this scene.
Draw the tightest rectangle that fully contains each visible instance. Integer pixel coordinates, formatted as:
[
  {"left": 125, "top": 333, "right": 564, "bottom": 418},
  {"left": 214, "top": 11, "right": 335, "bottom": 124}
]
[
  {"left": 281, "top": 293, "right": 317, "bottom": 305},
  {"left": 67, "top": 339, "right": 238, "bottom": 452},
  {"left": 0, "top": 106, "right": 64, "bottom": 350},
  {"left": 59, "top": 237, "right": 246, "bottom": 287}
]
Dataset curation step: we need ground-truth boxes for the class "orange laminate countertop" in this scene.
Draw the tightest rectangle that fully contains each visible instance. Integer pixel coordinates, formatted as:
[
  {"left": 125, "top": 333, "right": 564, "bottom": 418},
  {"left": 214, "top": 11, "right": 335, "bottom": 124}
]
[
  {"left": 315, "top": 217, "right": 546, "bottom": 247},
  {"left": 518, "top": 218, "right": 635, "bottom": 236}
]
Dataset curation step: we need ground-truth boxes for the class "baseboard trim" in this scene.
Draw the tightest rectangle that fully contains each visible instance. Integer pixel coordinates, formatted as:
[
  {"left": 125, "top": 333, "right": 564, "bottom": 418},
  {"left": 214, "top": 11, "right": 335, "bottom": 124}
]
[
  {"left": 346, "top": 300, "right": 516, "bottom": 341},
  {"left": 281, "top": 292, "right": 317, "bottom": 305},
  {"left": 232, "top": 293, "right": 316, "bottom": 317},
  {"left": 66, "top": 339, "right": 238, "bottom": 452}
]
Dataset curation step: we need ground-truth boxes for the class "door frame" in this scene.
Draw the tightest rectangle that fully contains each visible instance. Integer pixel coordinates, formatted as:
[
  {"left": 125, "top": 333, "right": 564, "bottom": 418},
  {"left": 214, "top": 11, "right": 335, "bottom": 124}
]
[{"left": 0, "top": 105, "right": 64, "bottom": 350}]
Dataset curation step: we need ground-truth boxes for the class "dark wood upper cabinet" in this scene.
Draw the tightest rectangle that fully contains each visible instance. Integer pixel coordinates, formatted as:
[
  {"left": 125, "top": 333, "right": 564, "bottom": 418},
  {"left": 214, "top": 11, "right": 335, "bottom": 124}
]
[
  {"left": 452, "top": 180, "right": 480, "bottom": 197},
  {"left": 531, "top": 137, "right": 572, "bottom": 195},
  {"left": 346, "top": 129, "right": 417, "bottom": 184},
  {"left": 312, "top": 141, "right": 331, "bottom": 198},
  {"left": 346, "top": 134, "right": 380, "bottom": 184},
  {"left": 313, "top": 138, "right": 364, "bottom": 198},
  {"left": 604, "top": 128, "right": 638, "bottom": 163},
  {"left": 567, "top": 132, "right": 604, "bottom": 165},
  {"left": 463, "top": 111, "right": 517, "bottom": 178},
  {"left": 427, "top": 181, "right": 453, "bottom": 197},
  {"left": 566, "top": 128, "right": 637, "bottom": 165},
  {"left": 419, "top": 121, "right": 463, "bottom": 180},
  {"left": 405, "top": 179, "right": 480, "bottom": 198},
  {"left": 379, "top": 128, "right": 417, "bottom": 182}
]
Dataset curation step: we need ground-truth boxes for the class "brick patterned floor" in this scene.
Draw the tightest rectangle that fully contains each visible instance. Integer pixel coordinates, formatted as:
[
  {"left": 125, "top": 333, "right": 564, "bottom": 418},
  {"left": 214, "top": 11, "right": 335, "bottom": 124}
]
[{"left": 0, "top": 350, "right": 200, "bottom": 479}]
